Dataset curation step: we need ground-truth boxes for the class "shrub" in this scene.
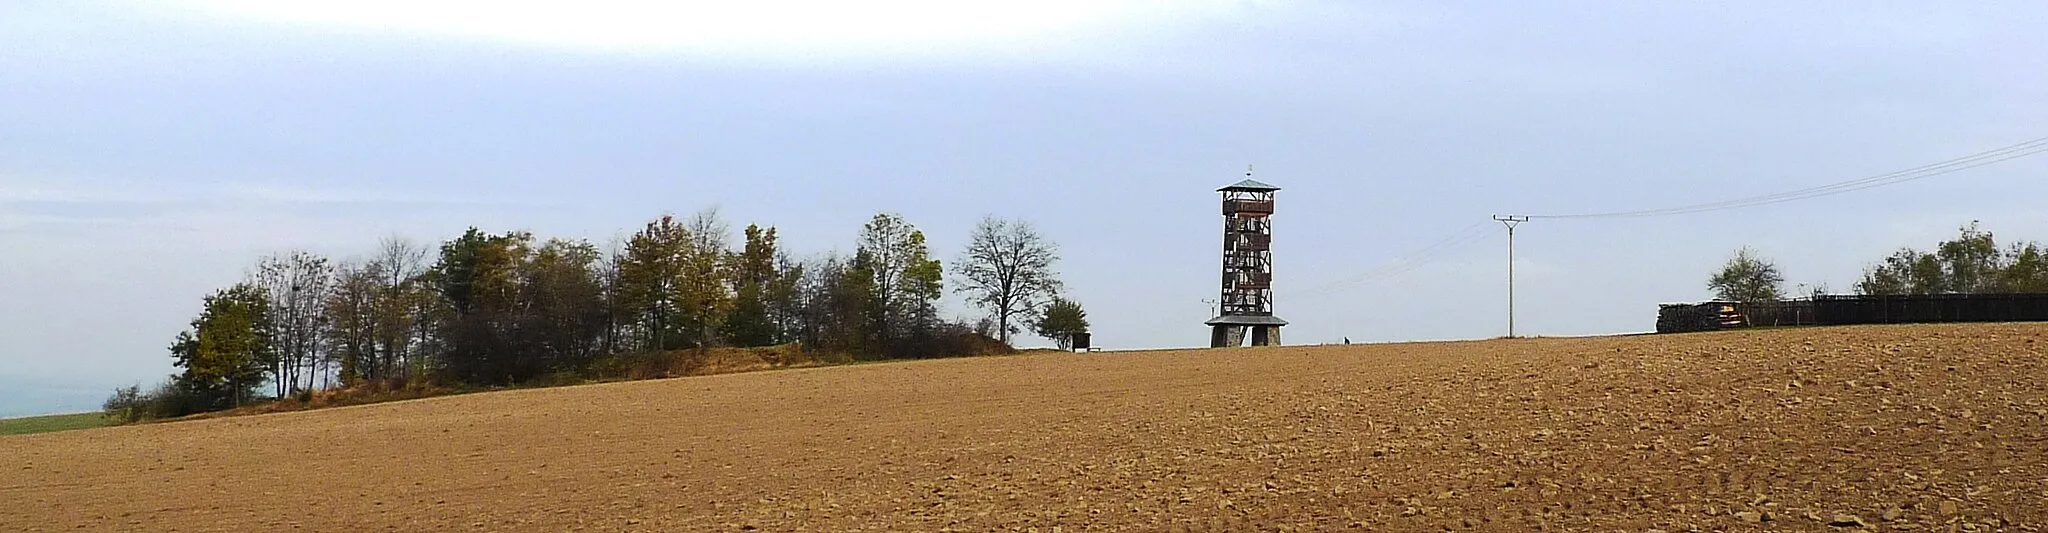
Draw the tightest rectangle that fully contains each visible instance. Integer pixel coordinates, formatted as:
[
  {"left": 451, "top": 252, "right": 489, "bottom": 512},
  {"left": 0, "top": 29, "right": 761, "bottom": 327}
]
[{"left": 102, "top": 385, "right": 144, "bottom": 423}]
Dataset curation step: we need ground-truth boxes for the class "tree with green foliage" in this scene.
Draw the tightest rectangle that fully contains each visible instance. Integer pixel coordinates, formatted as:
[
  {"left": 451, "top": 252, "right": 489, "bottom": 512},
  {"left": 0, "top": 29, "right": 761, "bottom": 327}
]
[
  {"left": 617, "top": 210, "right": 733, "bottom": 351},
  {"left": 1937, "top": 221, "right": 2002, "bottom": 293},
  {"left": 1707, "top": 247, "right": 1783, "bottom": 303},
  {"left": 170, "top": 283, "right": 277, "bottom": 409},
  {"left": 724, "top": 224, "right": 783, "bottom": 347},
  {"left": 2000, "top": 242, "right": 2048, "bottom": 292},
  {"left": 429, "top": 228, "right": 534, "bottom": 384},
  {"left": 837, "top": 251, "right": 882, "bottom": 354},
  {"left": 121, "top": 204, "right": 1043, "bottom": 412},
  {"left": 953, "top": 216, "right": 1062, "bottom": 345},
  {"left": 900, "top": 244, "right": 944, "bottom": 333},
  {"left": 1033, "top": 297, "right": 1089, "bottom": 351},
  {"left": 102, "top": 385, "right": 143, "bottom": 423},
  {"left": 677, "top": 209, "right": 734, "bottom": 348},
  {"left": 520, "top": 237, "right": 610, "bottom": 372},
  {"left": 1857, "top": 249, "right": 1944, "bottom": 295},
  {"left": 618, "top": 215, "right": 692, "bottom": 351},
  {"left": 857, "top": 213, "right": 943, "bottom": 354},
  {"left": 765, "top": 254, "right": 805, "bottom": 343},
  {"left": 1857, "top": 221, "right": 2048, "bottom": 295}
]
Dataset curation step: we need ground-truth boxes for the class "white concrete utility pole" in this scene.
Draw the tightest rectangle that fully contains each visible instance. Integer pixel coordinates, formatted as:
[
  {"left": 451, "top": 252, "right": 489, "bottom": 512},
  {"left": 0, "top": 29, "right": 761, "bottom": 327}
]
[{"left": 1492, "top": 215, "right": 1530, "bottom": 338}]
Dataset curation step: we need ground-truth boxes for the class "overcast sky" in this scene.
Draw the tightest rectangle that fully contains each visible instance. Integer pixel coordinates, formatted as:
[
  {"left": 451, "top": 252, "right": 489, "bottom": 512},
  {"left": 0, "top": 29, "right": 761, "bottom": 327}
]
[{"left": 4, "top": 1, "right": 2045, "bottom": 416}]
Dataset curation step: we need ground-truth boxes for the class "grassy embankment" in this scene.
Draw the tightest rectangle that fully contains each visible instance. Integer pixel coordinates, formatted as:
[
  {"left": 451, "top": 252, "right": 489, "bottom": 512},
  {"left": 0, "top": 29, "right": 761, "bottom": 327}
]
[
  {"left": 111, "top": 341, "right": 1018, "bottom": 423},
  {"left": 0, "top": 412, "right": 107, "bottom": 436}
]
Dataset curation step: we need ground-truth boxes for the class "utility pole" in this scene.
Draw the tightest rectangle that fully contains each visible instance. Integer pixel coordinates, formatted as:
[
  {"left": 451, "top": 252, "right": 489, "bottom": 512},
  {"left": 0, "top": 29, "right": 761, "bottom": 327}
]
[{"left": 1492, "top": 215, "right": 1529, "bottom": 338}]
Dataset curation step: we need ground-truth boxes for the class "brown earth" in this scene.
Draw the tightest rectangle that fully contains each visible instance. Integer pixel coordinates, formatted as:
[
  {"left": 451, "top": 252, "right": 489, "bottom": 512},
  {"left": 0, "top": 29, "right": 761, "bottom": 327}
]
[{"left": 5, "top": 323, "right": 2047, "bottom": 532}]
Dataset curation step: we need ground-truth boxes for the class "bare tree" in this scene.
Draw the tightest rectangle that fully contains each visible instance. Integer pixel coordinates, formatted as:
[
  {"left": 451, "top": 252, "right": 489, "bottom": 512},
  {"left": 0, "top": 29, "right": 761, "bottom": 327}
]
[
  {"left": 324, "top": 260, "right": 379, "bottom": 385},
  {"left": 953, "top": 216, "right": 1062, "bottom": 344},
  {"left": 250, "top": 251, "right": 334, "bottom": 396},
  {"left": 596, "top": 232, "right": 631, "bottom": 356},
  {"left": 369, "top": 236, "right": 430, "bottom": 381},
  {"left": 685, "top": 207, "right": 730, "bottom": 258}
]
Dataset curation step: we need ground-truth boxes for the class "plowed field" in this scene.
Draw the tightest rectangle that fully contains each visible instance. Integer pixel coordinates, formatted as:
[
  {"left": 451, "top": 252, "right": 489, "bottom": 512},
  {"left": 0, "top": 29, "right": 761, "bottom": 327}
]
[{"left": 6, "top": 324, "right": 2048, "bottom": 532}]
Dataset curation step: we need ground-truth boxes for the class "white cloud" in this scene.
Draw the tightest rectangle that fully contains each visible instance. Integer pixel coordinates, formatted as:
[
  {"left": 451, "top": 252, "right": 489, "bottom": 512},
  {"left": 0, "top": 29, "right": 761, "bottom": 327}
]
[{"left": 173, "top": 0, "right": 1268, "bottom": 63}]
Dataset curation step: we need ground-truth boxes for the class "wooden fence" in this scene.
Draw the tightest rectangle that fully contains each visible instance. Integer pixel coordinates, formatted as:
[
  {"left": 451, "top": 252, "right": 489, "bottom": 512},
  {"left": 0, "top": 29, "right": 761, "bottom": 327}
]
[
  {"left": 1809, "top": 293, "right": 2048, "bottom": 325},
  {"left": 1657, "top": 293, "right": 2048, "bottom": 333}
]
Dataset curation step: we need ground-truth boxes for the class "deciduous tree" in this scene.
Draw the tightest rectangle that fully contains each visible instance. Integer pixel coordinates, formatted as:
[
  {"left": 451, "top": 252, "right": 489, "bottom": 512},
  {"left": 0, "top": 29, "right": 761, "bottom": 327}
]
[
  {"left": 1936, "top": 222, "right": 2003, "bottom": 293},
  {"left": 857, "top": 213, "right": 942, "bottom": 353},
  {"left": 429, "top": 228, "right": 533, "bottom": 384},
  {"left": 953, "top": 216, "right": 1061, "bottom": 345},
  {"left": 618, "top": 216, "right": 691, "bottom": 351},
  {"left": 324, "top": 261, "right": 379, "bottom": 385},
  {"left": 250, "top": 251, "right": 333, "bottom": 395},
  {"left": 171, "top": 283, "right": 276, "bottom": 408},
  {"left": 519, "top": 238, "right": 609, "bottom": 372},
  {"left": 1033, "top": 297, "right": 1089, "bottom": 351},
  {"left": 2000, "top": 242, "right": 2048, "bottom": 292},
  {"left": 1707, "top": 247, "right": 1783, "bottom": 303},
  {"left": 1857, "top": 222, "right": 2044, "bottom": 295},
  {"left": 678, "top": 209, "right": 734, "bottom": 348},
  {"left": 369, "top": 236, "right": 432, "bottom": 381},
  {"left": 724, "top": 224, "right": 782, "bottom": 347}
]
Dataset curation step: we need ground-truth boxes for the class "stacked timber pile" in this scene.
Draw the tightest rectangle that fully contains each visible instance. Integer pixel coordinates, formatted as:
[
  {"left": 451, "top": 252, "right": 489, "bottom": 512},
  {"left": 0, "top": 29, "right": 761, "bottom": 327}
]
[{"left": 1656, "top": 302, "right": 1744, "bottom": 333}]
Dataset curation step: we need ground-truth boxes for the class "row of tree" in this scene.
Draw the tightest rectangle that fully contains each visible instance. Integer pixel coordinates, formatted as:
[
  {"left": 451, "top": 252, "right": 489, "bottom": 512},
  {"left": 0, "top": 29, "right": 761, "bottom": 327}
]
[
  {"left": 1706, "top": 221, "right": 2048, "bottom": 302},
  {"left": 110, "top": 211, "right": 1090, "bottom": 420},
  {"left": 1854, "top": 222, "right": 2048, "bottom": 295}
]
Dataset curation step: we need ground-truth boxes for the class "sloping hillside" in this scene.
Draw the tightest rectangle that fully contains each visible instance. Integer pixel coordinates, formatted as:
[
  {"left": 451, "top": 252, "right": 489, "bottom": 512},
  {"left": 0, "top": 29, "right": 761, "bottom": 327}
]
[{"left": 4, "top": 324, "right": 2045, "bottom": 531}]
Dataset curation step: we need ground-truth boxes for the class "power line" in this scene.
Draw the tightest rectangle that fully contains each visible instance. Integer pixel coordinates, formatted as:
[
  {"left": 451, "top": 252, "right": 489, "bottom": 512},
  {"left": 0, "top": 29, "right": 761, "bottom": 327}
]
[
  {"left": 1277, "top": 136, "right": 2048, "bottom": 309},
  {"left": 1525, "top": 135, "right": 2048, "bottom": 219},
  {"left": 1343, "top": 227, "right": 1495, "bottom": 285},
  {"left": 1282, "top": 222, "right": 1494, "bottom": 300},
  {"left": 1289, "top": 223, "right": 1488, "bottom": 295},
  {"left": 1485, "top": 135, "right": 2047, "bottom": 339}
]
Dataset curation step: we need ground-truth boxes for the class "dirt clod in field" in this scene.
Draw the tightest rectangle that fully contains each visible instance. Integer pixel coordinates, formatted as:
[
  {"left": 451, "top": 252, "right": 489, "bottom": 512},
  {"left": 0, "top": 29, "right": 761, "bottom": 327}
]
[{"left": 4, "top": 323, "right": 2048, "bottom": 532}]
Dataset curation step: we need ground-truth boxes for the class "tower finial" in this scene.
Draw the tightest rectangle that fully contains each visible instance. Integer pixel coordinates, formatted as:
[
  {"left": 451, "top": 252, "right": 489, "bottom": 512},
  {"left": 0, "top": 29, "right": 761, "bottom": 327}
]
[{"left": 1246, "top": 164, "right": 1254, "bottom": 178}]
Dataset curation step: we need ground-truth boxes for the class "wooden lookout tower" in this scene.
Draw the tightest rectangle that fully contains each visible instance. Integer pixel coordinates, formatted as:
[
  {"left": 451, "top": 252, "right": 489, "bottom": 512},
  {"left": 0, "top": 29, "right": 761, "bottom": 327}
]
[{"left": 1207, "top": 171, "right": 1287, "bottom": 347}]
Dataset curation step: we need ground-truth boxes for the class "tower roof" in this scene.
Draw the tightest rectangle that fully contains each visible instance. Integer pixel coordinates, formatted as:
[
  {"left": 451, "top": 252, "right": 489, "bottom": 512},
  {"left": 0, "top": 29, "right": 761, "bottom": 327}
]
[
  {"left": 1205, "top": 315, "right": 1289, "bottom": 326},
  {"left": 1218, "top": 179, "right": 1281, "bottom": 192}
]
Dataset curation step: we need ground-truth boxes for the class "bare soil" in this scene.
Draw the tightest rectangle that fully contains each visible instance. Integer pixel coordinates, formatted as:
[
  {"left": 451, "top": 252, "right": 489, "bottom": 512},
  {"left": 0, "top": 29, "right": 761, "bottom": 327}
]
[{"left": 5, "top": 323, "right": 2046, "bottom": 532}]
